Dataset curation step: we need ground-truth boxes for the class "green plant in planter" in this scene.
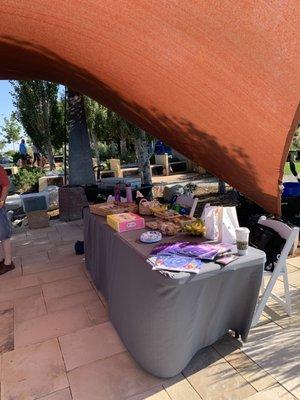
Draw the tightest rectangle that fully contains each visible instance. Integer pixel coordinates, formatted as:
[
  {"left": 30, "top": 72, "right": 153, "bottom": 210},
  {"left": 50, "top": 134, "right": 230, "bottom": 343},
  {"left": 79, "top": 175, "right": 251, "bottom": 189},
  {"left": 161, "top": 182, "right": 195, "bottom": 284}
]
[{"left": 12, "top": 167, "right": 45, "bottom": 193}]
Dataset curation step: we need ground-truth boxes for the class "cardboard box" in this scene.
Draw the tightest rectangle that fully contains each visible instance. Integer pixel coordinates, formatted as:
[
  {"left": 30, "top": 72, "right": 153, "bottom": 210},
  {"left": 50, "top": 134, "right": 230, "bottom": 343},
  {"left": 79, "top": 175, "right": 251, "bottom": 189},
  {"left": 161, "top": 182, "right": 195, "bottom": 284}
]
[
  {"left": 107, "top": 212, "right": 145, "bottom": 233},
  {"left": 27, "top": 210, "right": 49, "bottom": 229}
]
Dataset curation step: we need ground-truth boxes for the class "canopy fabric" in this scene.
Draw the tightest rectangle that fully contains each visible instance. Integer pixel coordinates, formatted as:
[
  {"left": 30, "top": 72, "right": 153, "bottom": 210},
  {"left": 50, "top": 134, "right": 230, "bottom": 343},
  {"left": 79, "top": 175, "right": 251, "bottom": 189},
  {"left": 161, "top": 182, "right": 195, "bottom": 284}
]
[{"left": 0, "top": 1, "right": 299, "bottom": 214}]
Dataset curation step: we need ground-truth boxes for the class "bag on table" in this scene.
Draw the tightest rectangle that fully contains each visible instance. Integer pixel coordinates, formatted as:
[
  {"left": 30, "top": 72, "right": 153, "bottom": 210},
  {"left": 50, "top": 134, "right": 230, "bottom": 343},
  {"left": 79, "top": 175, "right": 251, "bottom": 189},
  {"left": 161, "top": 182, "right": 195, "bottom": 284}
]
[
  {"left": 201, "top": 204, "right": 239, "bottom": 243},
  {"left": 249, "top": 224, "right": 285, "bottom": 272},
  {"left": 201, "top": 204, "right": 220, "bottom": 241},
  {"left": 219, "top": 206, "right": 239, "bottom": 244}
]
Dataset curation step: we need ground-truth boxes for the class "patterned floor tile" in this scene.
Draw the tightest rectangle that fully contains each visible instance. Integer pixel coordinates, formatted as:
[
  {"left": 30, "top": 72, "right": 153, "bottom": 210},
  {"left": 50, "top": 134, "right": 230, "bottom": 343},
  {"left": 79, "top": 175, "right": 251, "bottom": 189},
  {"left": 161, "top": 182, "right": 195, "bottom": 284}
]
[
  {"left": 15, "top": 306, "right": 92, "bottom": 347},
  {"left": 1, "top": 339, "right": 68, "bottom": 400},
  {"left": 0, "top": 308, "right": 14, "bottom": 355},
  {"left": 183, "top": 346, "right": 256, "bottom": 400},
  {"left": 42, "top": 276, "right": 91, "bottom": 302},
  {"left": 68, "top": 352, "right": 163, "bottom": 400},
  {"left": 59, "top": 321, "right": 125, "bottom": 371},
  {"left": 243, "top": 328, "right": 300, "bottom": 399}
]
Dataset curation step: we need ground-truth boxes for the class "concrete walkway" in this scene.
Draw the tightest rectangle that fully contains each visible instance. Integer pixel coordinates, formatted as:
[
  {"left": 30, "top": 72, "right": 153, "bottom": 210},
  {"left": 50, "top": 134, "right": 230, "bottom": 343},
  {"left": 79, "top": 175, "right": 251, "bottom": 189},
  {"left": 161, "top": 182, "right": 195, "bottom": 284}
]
[{"left": 0, "top": 220, "right": 299, "bottom": 400}]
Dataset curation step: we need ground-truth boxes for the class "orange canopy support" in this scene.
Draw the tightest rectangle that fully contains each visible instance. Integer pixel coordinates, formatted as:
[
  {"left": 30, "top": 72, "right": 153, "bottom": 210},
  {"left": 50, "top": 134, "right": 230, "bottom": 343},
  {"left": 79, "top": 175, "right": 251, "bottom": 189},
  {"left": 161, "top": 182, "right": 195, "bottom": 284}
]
[{"left": 0, "top": 1, "right": 299, "bottom": 214}]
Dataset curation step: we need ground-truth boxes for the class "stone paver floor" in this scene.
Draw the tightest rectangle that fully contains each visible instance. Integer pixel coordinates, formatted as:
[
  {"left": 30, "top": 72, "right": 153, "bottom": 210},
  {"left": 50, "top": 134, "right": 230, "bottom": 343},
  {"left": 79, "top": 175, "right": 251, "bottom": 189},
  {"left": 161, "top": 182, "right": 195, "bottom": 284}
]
[{"left": 0, "top": 220, "right": 299, "bottom": 400}]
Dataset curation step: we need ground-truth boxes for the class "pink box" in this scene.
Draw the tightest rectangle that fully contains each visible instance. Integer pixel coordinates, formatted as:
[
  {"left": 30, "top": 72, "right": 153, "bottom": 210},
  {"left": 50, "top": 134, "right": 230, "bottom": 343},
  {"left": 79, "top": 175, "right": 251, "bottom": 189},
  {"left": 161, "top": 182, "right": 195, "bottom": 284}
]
[{"left": 107, "top": 212, "right": 145, "bottom": 232}]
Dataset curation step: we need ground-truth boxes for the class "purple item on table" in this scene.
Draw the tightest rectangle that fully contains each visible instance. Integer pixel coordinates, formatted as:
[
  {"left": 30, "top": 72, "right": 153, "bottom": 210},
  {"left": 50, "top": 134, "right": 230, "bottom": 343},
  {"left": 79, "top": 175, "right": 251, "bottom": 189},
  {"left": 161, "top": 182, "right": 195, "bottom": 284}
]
[
  {"left": 151, "top": 241, "right": 233, "bottom": 261},
  {"left": 148, "top": 255, "right": 203, "bottom": 274},
  {"left": 150, "top": 242, "right": 189, "bottom": 256},
  {"left": 178, "top": 243, "right": 219, "bottom": 260},
  {"left": 126, "top": 183, "right": 133, "bottom": 203},
  {"left": 216, "top": 254, "right": 239, "bottom": 265}
]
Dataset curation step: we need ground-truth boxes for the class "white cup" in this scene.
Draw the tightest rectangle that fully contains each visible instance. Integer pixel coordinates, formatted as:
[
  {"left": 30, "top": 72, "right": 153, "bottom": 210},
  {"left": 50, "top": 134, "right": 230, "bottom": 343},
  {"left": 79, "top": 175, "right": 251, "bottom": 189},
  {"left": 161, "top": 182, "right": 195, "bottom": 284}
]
[{"left": 235, "top": 227, "right": 250, "bottom": 255}]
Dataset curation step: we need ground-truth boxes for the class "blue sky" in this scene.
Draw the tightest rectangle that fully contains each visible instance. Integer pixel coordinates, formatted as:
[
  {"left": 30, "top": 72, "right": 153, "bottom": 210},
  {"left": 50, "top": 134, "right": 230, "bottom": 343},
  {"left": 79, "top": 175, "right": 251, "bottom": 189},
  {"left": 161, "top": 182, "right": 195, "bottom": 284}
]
[
  {"left": 0, "top": 80, "right": 14, "bottom": 129},
  {"left": 0, "top": 80, "right": 17, "bottom": 150}
]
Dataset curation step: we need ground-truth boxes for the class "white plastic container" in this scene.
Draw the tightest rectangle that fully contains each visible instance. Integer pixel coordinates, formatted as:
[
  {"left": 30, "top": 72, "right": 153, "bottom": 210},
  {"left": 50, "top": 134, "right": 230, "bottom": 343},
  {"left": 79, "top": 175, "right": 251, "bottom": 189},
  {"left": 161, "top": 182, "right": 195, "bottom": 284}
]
[{"left": 235, "top": 227, "right": 250, "bottom": 256}]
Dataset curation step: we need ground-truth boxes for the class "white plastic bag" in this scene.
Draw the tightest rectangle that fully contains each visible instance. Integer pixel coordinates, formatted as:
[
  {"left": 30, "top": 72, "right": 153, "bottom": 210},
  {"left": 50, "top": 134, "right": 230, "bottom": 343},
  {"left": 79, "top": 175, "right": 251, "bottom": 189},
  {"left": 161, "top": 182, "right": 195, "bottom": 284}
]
[
  {"left": 201, "top": 204, "right": 239, "bottom": 243},
  {"left": 219, "top": 206, "right": 239, "bottom": 243},
  {"left": 201, "top": 204, "right": 220, "bottom": 241}
]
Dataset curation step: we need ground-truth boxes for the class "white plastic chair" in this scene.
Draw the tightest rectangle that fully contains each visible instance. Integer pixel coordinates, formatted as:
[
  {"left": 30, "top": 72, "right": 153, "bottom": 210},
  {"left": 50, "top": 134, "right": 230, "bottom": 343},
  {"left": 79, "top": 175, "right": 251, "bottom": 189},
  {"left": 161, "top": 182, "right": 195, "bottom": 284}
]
[{"left": 252, "top": 216, "right": 299, "bottom": 326}]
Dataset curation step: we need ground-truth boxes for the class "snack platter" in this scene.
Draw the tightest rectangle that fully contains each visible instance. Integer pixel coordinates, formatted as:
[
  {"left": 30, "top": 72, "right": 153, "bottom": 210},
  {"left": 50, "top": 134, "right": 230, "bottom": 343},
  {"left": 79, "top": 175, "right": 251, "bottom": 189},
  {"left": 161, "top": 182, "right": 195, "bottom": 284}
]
[
  {"left": 89, "top": 202, "right": 137, "bottom": 216},
  {"left": 90, "top": 199, "right": 205, "bottom": 238},
  {"left": 154, "top": 210, "right": 183, "bottom": 221}
]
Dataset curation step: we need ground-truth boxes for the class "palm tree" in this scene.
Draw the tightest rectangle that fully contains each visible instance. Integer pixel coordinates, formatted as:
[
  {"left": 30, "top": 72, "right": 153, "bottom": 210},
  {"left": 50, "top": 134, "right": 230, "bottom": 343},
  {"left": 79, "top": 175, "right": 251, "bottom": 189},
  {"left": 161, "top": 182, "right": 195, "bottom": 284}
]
[
  {"left": 67, "top": 88, "right": 95, "bottom": 186},
  {"left": 135, "top": 129, "right": 153, "bottom": 186}
]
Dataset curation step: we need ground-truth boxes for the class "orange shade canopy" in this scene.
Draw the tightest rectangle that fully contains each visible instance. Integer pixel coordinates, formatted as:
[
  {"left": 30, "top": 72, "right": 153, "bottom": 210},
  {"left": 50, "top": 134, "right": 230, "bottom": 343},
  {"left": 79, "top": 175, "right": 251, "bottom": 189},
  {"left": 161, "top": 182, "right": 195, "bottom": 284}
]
[{"left": 0, "top": 1, "right": 299, "bottom": 214}]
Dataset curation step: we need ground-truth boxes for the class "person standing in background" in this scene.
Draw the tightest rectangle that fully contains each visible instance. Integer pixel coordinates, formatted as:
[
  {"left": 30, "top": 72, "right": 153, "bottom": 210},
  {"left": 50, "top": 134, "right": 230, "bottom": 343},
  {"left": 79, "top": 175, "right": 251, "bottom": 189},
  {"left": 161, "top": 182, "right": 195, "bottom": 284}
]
[
  {"left": 0, "top": 165, "right": 14, "bottom": 275},
  {"left": 19, "top": 139, "right": 27, "bottom": 166},
  {"left": 32, "top": 144, "right": 41, "bottom": 167}
]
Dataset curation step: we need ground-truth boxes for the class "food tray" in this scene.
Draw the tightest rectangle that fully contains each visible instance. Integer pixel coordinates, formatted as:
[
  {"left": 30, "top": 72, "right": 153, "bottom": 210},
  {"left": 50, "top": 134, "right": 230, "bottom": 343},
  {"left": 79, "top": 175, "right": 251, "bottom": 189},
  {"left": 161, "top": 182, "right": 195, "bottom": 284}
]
[
  {"left": 89, "top": 203, "right": 125, "bottom": 216},
  {"left": 114, "top": 202, "right": 139, "bottom": 213},
  {"left": 176, "top": 215, "right": 195, "bottom": 227},
  {"left": 154, "top": 211, "right": 181, "bottom": 221}
]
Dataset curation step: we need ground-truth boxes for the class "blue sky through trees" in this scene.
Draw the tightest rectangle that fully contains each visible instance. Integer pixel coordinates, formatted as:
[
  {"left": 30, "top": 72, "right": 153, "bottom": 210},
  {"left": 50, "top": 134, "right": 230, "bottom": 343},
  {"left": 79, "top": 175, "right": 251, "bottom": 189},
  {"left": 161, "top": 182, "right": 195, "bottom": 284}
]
[
  {"left": 0, "top": 80, "right": 17, "bottom": 150},
  {"left": 0, "top": 80, "right": 14, "bottom": 128}
]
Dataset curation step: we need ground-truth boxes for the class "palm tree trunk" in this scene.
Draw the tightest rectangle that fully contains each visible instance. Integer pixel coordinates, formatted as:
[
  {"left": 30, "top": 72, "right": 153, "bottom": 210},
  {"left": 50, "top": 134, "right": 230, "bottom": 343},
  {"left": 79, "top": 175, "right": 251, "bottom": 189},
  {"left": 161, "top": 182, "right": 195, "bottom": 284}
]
[
  {"left": 120, "top": 138, "right": 127, "bottom": 156},
  {"left": 135, "top": 130, "right": 152, "bottom": 186},
  {"left": 67, "top": 88, "right": 95, "bottom": 186}
]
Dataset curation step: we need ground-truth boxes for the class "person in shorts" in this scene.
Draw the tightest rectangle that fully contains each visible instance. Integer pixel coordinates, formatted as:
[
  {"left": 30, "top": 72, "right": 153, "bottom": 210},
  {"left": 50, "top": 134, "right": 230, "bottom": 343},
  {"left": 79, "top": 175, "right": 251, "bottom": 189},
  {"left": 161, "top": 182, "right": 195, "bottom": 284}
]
[{"left": 0, "top": 166, "right": 14, "bottom": 275}]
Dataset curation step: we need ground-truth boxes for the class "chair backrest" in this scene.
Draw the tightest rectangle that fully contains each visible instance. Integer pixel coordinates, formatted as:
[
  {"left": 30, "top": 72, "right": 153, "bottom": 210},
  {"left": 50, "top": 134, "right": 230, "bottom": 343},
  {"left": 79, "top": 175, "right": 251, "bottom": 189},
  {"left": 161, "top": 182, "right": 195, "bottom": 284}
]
[
  {"left": 175, "top": 195, "right": 198, "bottom": 217},
  {"left": 258, "top": 216, "right": 299, "bottom": 262}
]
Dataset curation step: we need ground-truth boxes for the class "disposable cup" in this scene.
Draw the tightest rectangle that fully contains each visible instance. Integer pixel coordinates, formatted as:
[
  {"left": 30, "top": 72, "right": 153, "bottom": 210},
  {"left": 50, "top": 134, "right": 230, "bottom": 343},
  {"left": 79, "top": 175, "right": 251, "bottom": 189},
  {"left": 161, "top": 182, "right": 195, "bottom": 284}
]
[{"left": 235, "top": 227, "right": 250, "bottom": 255}]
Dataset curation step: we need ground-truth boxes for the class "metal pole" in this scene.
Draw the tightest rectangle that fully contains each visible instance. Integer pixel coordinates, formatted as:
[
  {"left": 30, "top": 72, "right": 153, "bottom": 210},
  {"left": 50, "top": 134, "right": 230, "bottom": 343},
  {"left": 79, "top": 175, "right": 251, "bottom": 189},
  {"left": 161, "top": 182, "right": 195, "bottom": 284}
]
[{"left": 64, "top": 86, "right": 67, "bottom": 185}]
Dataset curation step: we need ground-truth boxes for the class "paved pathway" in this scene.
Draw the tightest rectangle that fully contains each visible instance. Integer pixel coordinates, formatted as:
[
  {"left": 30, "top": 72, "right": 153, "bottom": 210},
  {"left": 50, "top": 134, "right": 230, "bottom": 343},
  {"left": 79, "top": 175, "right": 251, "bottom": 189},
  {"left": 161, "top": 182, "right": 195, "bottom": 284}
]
[{"left": 0, "top": 220, "right": 299, "bottom": 400}]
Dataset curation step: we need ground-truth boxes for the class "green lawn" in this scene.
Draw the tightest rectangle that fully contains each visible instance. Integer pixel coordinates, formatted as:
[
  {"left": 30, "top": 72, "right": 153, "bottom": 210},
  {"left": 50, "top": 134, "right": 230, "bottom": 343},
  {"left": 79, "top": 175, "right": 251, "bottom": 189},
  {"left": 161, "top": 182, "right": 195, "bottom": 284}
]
[{"left": 284, "top": 161, "right": 300, "bottom": 175}]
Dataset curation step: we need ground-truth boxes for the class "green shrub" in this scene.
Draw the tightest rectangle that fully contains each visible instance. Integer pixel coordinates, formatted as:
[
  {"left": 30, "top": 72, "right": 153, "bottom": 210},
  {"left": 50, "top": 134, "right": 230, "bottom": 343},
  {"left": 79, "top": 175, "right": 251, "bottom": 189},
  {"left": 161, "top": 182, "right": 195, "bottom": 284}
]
[
  {"left": 12, "top": 152, "right": 21, "bottom": 165},
  {"left": 12, "top": 167, "right": 45, "bottom": 193},
  {"left": 120, "top": 151, "right": 136, "bottom": 164},
  {"left": 4, "top": 150, "right": 16, "bottom": 158},
  {"left": 98, "top": 142, "right": 118, "bottom": 161}
]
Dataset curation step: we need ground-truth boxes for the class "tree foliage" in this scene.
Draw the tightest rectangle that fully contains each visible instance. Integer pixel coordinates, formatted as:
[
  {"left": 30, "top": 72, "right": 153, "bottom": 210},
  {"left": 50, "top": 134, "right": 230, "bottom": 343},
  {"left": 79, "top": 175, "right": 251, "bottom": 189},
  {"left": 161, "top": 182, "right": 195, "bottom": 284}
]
[
  {"left": 1, "top": 112, "right": 22, "bottom": 150},
  {"left": 0, "top": 140, "right": 6, "bottom": 152},
  {"left": 84, "top": 96, "right": 153, "bottom": 184},
  {"left": 84, "top": 97, "right": 107, "bottom": 141},
  {"left": 290, "top": 125, "right": 300, "bottom": 151},
  {"left": 10, "top": 80, "right": 64, "bottom": 169},
  {"left": 84, "top": 97, "right": 141, "bottom": 144}
]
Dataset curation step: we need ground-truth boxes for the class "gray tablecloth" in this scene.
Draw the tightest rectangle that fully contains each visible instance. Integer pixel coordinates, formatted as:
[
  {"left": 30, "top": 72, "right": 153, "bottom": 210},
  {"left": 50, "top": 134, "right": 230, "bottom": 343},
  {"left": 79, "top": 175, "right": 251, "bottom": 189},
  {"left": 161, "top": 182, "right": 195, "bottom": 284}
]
[{"left": 83, "top": 210, "right": 265, "bottom": 378}]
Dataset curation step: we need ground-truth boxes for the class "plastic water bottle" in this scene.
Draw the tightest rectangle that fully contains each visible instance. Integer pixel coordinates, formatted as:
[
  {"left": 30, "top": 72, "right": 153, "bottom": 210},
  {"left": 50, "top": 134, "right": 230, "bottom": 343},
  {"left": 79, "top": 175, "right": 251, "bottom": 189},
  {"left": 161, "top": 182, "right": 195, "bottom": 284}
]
[
  {"left": 114, "top": 182, "right": 121, "bottom": 202},
  {"left": 126, "top": 183, "right": 133, "bottom": 203}
]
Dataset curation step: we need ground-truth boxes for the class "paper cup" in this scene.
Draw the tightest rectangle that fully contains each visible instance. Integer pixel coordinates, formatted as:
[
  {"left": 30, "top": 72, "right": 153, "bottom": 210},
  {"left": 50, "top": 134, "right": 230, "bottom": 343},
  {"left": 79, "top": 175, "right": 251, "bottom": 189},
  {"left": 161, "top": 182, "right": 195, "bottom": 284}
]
[{"left": 235, "top": 227, "right": 250, "bottom": 255}]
